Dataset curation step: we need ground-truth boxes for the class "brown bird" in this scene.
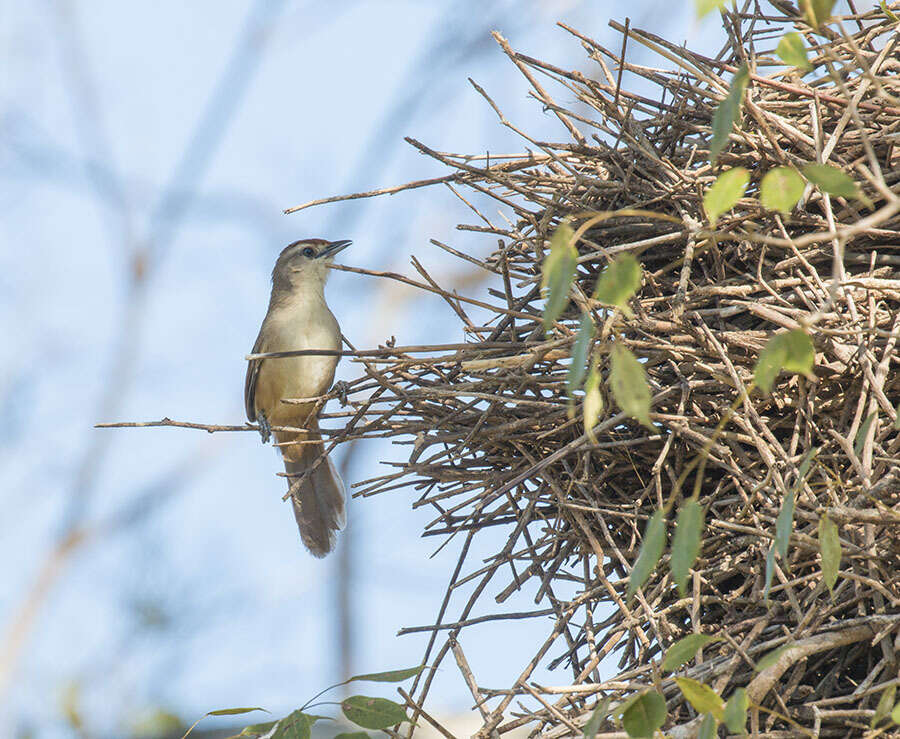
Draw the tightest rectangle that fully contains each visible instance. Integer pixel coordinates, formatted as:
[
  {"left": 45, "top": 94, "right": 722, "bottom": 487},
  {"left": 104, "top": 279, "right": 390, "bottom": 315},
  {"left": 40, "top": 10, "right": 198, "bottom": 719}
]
[{"left": 245, "top": 238, "right": 351, "bottom": 557}]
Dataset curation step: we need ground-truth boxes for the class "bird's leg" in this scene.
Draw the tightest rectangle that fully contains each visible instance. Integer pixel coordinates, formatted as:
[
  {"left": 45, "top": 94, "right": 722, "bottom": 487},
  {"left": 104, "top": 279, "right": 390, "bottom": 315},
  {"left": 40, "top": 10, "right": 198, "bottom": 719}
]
[
  {"left": 256, "top": 410, "right": 272, "bottom": 443},
  {"left": 333, "top": 380, "right": 350, "bottom": 407}
]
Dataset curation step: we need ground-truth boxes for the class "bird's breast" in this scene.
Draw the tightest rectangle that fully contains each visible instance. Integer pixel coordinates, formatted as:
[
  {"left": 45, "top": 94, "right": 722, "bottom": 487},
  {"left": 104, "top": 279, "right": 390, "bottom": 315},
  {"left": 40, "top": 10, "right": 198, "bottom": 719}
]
[{"left": 255, "top": 297, "right": 341, "bottom": 423}]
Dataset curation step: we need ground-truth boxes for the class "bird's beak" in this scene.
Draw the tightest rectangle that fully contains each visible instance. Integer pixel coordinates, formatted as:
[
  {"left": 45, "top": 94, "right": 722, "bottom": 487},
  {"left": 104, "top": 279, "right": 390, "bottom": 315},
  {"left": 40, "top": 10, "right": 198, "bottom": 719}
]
[{"left": 317, "top": 239, "right": 352, "bottom": 259}]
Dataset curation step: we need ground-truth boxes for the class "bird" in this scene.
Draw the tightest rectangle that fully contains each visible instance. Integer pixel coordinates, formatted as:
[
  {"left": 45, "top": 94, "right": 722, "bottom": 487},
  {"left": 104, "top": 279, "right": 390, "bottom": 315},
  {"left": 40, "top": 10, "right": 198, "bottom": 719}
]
[{"left": 245, "top": 238, "right": 351, "bottom": 557}]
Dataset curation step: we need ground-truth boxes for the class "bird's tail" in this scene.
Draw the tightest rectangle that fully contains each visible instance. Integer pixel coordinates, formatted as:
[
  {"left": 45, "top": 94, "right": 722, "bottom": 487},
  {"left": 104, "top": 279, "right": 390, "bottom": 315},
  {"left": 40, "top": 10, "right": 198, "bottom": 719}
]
[{"left": 279, "top": 427, "right": 346, "bottom": 558}]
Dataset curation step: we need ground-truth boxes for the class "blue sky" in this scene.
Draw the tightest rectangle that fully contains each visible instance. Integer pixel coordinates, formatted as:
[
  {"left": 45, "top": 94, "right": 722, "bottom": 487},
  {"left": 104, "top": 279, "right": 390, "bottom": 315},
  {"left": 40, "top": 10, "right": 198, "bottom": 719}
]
[{"left": 0, "top": 1, "right": 757, "bottom": 735}]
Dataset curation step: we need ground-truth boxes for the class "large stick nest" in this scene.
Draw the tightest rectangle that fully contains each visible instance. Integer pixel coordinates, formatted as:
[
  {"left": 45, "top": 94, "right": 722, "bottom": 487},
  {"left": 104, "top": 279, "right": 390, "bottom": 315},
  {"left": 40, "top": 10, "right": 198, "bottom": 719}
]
[{"left": 315, "top": 3, "right": 900, "bottom": 736}]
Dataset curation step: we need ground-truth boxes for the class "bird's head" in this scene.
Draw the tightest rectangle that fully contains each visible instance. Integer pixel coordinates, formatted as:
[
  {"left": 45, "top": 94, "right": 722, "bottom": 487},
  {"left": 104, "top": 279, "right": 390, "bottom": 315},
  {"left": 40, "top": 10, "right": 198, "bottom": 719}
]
[{"left": 271, "top": 238, "right": 351, "bottom": 292}]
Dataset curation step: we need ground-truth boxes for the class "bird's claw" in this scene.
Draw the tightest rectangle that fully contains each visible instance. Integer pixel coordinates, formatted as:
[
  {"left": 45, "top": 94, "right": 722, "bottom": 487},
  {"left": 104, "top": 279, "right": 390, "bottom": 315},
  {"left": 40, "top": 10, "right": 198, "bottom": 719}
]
[
  {"left": 256, "top": 411, "right": 272, "bottom": 443},
  {"left": 333, "top": 380, "right": 350, "bottom": 407}
]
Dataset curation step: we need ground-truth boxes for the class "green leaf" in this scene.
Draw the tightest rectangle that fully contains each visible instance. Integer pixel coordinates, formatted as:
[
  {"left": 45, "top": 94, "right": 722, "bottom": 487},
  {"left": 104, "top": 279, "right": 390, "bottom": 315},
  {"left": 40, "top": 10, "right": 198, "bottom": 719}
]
[
  {"left": 610, "top": 692, "right": 644, "bottom": 719},
  {"left": 760, "top": 166, "right": 805, "bottom": 214},
  {"left": 609, "top": 344, "right": 653, "bottom": 428},
  {"left": 697, "top": 712, "right": 717, "bottom": 739},
  {"left": 704, "top": 167, "right": 750, "bottom": 225},
  {"left": 696, "top": 0, "right": 728, "bottom": 18},
  {"left": 882, "top": 0, "right": 900, "bottom": 22},
  {"left": 592, "top": 253, "right": 642, "bottom": 317},
  {"left": 772, "top": 446, "right": 817, "bottom": 571},
  {"left": 621, "top": 691, "right": 666, "bottom": 738},
  {"left": 872, "top": 685, "right": 897, "bottom": 728},
  {"left": 803, "top": 164, "right": 859, "bottom": 200},
  {"left": 891, "top": 699, "right": 900, "bottom": 725},
  {"left": 796, "top": 447, "right": 818, "bottom": 481},
  {"left": 709, "top": 64, "right": 750, "bottom": 163},
  {"left": 763, "top": 544, "right": 776, "bottom": 601},
  {"left": 781, "top": 329, "right": 815, "bottom": 375},
  {"left": 662, "top": 634, "right": 721, "bottom": 672},
  {"left": 818, "top": 512, "right": 841, "bottom": 593},
  {"left": 348, "top": 666, "right": 424, "bottom": 683},
  {"left": 627, "top": 510, "right": 667, "bottom": 598},
  {"left": 583, "top": 358, "right": 604, "bottom": 440},
  {"left": 670, "top": 499, "right": 705, "bottom": 596},
  {"left": 774, "top": 488, "right": 796, "bottom": 562},
  {"left": 568, "top": 314, "right": 595, "bottom": 397},
  {"left": 541, "top": 223, "right": 578, "bottom": 331},
  {"left": 674, "top": 678, "right": 724, "bottom": 719},
  {"left": 191, "top": 708, "right": 269, "bottom": 739},
  {"left": 341, "top": 697, "right": 408, "bottom": 730},
  {"left": 272, "top": 711, "right": 314, "bottom": 739},
  {"left": 232, "top": 720, "right": 278, "bottom": 738},
  {"left": 582, "top": 696, "right": 612, "bottom": 738},
  {"left": 754, "top": 329, "right": 815, "bottom": 393},
  {"left": 802, "top": 0, "right": 836, "bottom": 27},
  {"left": 755, "top": 645, "right": 788, "bottom": 672},
  {"left": 334, "top": 734, "right": 370, "bottom": 739},
  {"left": 754, "top": 342, "right": 784, "bottom": 395},
  {"left": 776, "top": 32, "right": 812, "bottom": 71},
  {"left": 854, "top": 412, "right": 877, "bottom": 458},
  {"left": 723, "top": 688, "right": 749, "bottom": 733}
]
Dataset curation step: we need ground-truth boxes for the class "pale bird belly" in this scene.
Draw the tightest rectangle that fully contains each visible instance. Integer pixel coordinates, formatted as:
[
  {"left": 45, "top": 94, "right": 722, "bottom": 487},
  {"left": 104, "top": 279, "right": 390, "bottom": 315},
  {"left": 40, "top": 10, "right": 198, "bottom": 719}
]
[{"left": 256, "top": 311, "right": 340, "bottom": 424}]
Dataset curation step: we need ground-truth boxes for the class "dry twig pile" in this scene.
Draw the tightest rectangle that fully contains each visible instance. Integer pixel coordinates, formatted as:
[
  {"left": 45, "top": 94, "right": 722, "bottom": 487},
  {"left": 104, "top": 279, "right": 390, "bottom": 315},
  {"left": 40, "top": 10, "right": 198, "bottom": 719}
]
[{"left": 300, "top": 3, "right": 900, "bottom": 736}]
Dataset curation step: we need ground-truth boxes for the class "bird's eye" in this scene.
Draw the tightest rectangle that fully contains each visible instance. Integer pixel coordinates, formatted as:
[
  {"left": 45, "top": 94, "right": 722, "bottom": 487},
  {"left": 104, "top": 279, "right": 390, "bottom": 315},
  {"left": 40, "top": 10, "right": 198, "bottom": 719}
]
[{"left": 301, "top": 246, "right": 316, "bottom": 258}]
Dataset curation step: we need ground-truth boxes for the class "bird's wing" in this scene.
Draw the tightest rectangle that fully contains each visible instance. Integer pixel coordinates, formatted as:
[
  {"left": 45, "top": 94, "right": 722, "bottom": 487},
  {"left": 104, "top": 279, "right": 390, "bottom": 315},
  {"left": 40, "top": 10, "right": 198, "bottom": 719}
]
[{"left": 244, "top": 329, "right": 264, "bottom": 422}]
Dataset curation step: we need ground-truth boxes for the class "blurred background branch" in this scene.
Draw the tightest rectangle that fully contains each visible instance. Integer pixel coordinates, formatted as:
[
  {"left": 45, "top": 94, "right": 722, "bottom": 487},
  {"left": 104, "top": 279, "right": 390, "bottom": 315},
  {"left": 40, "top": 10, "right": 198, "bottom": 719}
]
[
  {"left": 2, "top": 0, "right": 288, "bottom": 711},
  {"left": 0, "top": 1, "right": 690, "bottom": 736}
]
